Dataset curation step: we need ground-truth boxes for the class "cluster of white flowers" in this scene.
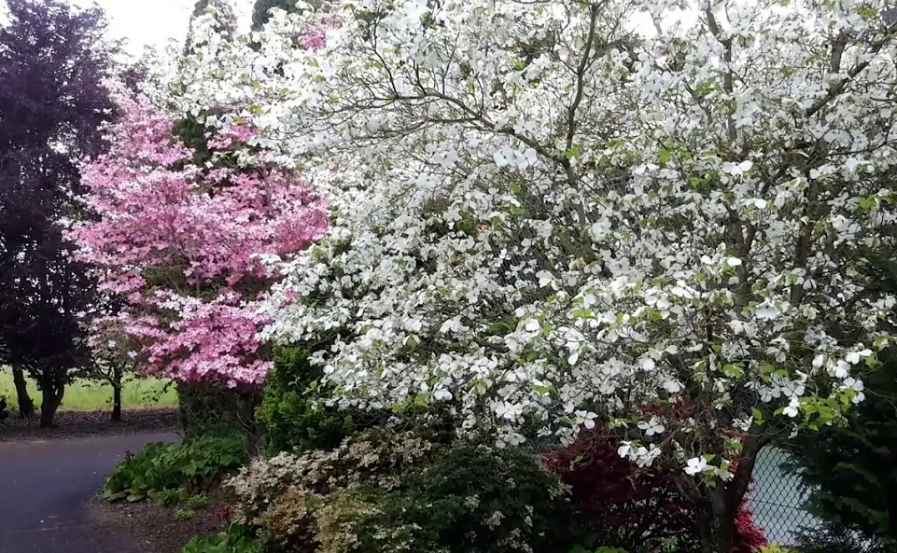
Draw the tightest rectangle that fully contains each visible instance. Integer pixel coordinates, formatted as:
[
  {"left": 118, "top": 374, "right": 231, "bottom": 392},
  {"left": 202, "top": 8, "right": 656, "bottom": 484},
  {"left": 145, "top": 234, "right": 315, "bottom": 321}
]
[{"left": 151, "top": 0, "right": 897, "bottom": 476}]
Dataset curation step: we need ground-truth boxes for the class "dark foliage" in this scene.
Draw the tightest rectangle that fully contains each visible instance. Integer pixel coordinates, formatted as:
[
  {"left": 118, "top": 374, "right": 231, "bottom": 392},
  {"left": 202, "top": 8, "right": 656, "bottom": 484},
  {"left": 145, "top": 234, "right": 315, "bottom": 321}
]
[
  {"left": 785, "top": 354, "right": 897, "bottom": 547},
  {"left": 544, "top": 429, "right": 703, "bottom": 552},
  {"left": 544, "top": 430, "right": 767, "bottom": 553},
  {"left": 784, "top": 251, "right": 897, "bottom": 549},
  {"left": 732, "top": 507, "right": 767, "bottom": 553},
  {"left": 258, "top": 346, "right": 379, "bottom": 454},
  {"left": 342, "top": 445, "right": 571, "bottom": 553},
  {"left": 176, "top": 382, "right": 261, "bottom": 457},
  {"left": 185, "top": 0, "right": 237, "bottom": 54},
  {"left": 794, "top": 522, "right": 892, "bottom": 553},
  {"left": 0, "top": 0, "right": 114, "bottom": 427},
  {"left": 173, "top": 116, "right": 216, "bottom": 168},
  {"left": 251, "top": 0, "right": 308, "bottom": 30}
]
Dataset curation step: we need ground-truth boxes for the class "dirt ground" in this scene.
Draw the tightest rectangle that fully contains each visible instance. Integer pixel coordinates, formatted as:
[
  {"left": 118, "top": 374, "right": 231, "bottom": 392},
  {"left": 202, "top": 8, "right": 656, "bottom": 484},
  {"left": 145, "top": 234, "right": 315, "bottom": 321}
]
[
  {"left": 87, "top": 494, "right": 228, "bottom": 553},
  {"left": 0, "top": 408, "right": 179, "bottom": 441}
]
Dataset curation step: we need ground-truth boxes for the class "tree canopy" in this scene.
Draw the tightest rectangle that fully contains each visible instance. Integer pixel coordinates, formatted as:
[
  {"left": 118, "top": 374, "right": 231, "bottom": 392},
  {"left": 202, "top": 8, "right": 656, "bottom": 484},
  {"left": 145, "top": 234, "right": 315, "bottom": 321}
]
[
  {"left": 152, "top": 2, "right": 897, "bottom": 550},
  {"left": 0, "top": 0, "right": 114, "bottom": 426}
]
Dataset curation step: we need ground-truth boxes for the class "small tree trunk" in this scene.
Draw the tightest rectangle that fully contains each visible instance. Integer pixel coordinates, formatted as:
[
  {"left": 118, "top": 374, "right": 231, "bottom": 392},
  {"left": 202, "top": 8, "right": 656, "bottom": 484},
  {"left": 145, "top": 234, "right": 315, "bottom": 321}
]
[
  {"left": 111, "top": 366, "right": 123, "bottom": 422},
  {"left": 12, "top": 366, "right": 35, "bottom": 418},
  {"left": 39, "top": 384, "right": 63, "bottom": 428},
  {"left": 237, "top": 391, "right": 262, "bottom": 457},
  {"left": 707, "top": 487, "right": 737, "bottom": 553},
  {"left": 699, "top": 437, "right": 769, "bottom": 553},
  {"left": 176, "top": 381, "right": 193, "bottom": 436}
]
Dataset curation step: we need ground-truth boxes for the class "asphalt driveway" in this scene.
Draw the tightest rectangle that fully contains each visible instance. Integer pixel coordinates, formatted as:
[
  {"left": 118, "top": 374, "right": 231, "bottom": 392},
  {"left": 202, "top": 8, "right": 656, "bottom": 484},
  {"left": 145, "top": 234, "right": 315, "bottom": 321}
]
[{"left": 0, "top": 431, "right": 177, "bottom": 553}]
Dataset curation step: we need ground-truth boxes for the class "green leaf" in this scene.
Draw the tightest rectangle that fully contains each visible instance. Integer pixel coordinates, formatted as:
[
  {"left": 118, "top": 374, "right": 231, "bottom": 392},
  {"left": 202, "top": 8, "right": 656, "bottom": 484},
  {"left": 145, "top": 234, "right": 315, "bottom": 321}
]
[
  {"left": 751, "top": 407, "right": 765, "bottom": 427},
  {"left": 722, "top": 363, "right": 745, "bottom": 379},
  {"left": 658, "top": 148, "right": 674, "bottom": 166},
  {"left": 565, "top": 144, "right": 583, "bottom": 160}
]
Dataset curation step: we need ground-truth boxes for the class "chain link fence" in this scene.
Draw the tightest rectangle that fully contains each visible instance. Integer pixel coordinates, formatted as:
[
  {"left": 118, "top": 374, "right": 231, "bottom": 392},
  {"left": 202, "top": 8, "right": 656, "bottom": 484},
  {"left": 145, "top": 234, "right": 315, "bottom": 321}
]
[{"left": 749, "top": 446, "right": 820, "bottom": 547}]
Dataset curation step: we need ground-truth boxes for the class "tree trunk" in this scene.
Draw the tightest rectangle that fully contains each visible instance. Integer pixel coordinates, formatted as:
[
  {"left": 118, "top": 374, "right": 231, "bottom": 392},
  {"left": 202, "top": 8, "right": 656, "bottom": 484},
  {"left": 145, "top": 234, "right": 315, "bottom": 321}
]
[
  {"left": 237, "top": 392, "right": 262, "bottom": 457},
  {"left": 176, "top": 381, "right": 193, "bottom": 435},
  {"left": 699, "top": 437, "right": 770, "bottom": 553},
  {"left": 12, "top": 366, "right": 34, "bottom": 419},
  {"left": 111, "top": 366, "right": 123, "bottom": 422},
  {"left": 39, "top": 384, "right": 63, "bottom": 428},
  {"left": 705, "top": 487, "right": 737, "bottom": 553}
]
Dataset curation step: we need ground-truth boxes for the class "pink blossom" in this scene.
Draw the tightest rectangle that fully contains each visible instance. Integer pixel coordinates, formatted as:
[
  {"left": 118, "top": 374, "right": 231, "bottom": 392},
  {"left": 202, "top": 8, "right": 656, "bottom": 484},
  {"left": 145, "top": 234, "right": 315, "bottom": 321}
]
[
  {"left": 208, "top": 122, "right": 258, "bottom": 149},
  {"left": 301, "top": 28, "right": 326, "bottom": 51},
  {"left": 71, "top": 95, "right": 329, "bottom": 387}
]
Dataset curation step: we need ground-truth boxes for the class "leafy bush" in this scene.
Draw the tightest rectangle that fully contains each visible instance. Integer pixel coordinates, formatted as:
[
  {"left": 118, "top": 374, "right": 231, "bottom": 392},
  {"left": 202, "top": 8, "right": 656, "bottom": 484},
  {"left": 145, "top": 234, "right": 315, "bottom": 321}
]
[
  {"left": 545, "top": 429, "right": 701, "bottom": 552},
  {"left": 257, "top": 346, "right": 377, "bottom": 454},
  {"left": 793, "top": 522, "right": 894, "bottom": 553},
  {"left": 177, "top": 382, "right": 257, "bottom": 441},
  {"left": 544, "top": 429, "right": 766, "bottom": 553},
  {"left": 319, "top": 445, "right": 570, "bottom": 553},
  {"left": 229, "top": 426, "right": 440, "bottom": 551},
  {"left": 784, "top": 347, "right": 897, "bottom": 547},
  {"left": 104, "top": 433, "right": 247, "bottom": 503},
  {"left": 733, "top": 508, "right": 767, "bottom": 553},
  {"left": 182, "top": 525, "right": 261, "bottom": 553},
  {"left": 229, "top": 427, "right": 569, "bottom": 553}
]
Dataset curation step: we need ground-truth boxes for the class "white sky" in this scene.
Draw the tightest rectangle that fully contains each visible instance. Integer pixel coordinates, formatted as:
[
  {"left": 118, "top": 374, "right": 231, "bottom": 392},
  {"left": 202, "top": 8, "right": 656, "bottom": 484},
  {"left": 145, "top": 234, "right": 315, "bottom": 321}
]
[{"left": 78, "top": 0, "right": 254, "bottom": 56}]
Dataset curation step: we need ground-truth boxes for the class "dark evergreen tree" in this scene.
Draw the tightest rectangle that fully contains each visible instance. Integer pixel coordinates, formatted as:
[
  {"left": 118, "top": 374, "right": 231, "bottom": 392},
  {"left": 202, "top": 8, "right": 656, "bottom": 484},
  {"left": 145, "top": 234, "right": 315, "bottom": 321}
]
[
  {"left": 185, "top": 0, "right": 237, "bottom": 54},
  {"left": 0, "top": 0, "right": 114, "bottom": 427},
  {"left": 252, "top": 0, "right": 299, "bottom": 30},
  {"left": 786, "top": 253, "right": 897, "bottom": 550}
]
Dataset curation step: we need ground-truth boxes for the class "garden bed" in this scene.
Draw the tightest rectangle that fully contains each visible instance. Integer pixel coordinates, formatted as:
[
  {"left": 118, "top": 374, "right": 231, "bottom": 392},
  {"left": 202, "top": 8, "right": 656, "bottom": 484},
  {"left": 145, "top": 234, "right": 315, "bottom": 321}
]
[{"left": 87, "top": 492, "right": 228, "bottom": 553}]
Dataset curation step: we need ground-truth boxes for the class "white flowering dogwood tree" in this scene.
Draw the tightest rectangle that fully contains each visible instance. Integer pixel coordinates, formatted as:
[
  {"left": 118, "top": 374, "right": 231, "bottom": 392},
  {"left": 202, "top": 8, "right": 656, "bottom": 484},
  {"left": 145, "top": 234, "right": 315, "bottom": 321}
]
[{"left": 154, "top": 1, "right": 897, "bottom": 550}]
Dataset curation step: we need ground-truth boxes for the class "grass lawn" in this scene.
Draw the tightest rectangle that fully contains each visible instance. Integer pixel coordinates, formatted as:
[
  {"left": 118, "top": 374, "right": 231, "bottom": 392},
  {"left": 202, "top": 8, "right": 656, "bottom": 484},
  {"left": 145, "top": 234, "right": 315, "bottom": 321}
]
[{"left": 0, "top": 369, "right": 178, "bottom": 412}]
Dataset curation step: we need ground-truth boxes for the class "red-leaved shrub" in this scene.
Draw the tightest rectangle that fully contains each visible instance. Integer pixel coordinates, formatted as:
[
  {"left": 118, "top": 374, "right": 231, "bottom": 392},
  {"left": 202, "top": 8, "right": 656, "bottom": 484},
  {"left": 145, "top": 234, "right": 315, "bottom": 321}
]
[
  {"left": 544, "top": 429, "right": 767, "bottom": 553},
  {"left": 733, "top": 506, "right": 768, "bottom": 553}
]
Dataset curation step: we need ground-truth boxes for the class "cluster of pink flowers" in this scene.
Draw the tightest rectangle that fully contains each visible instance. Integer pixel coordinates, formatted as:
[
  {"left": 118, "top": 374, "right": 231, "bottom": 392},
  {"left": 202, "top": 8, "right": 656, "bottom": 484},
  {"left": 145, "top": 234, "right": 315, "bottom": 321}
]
[
  {"left": 207, "top": 122, "right": 257, "bottom": 149},
  {"left": 71, "top": 95, "right": 328, "bottom": 388},
  {"left": 300, "top": 28, "right": 326, "bottom": 50}
]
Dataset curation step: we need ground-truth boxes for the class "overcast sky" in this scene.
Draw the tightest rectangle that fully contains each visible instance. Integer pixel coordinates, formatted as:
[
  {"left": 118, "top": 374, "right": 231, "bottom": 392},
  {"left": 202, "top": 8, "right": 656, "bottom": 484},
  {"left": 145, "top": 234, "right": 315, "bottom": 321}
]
[{"left": 78, "top": 0, "right": 253, "bottom": 56}]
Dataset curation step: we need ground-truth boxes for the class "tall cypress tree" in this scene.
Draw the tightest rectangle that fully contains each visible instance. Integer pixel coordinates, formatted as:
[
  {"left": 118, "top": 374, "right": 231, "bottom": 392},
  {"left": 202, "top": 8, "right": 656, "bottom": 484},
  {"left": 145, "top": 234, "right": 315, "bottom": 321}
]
[
  {"left": 0, "top": 0, "right": 114, "bottom": 427},
  {"left": 251, "top": 0, "right": 299, "bottom": 30},
  {"left": 185, "top": 0, "right": 237, "bottom": 53}
]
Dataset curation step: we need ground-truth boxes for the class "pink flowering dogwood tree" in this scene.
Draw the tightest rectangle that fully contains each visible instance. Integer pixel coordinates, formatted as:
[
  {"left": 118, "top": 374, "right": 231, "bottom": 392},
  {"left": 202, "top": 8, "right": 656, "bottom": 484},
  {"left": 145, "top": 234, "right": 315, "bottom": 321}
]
[{"left": 71, "top": 94, "right": 328, "bottom": 388}]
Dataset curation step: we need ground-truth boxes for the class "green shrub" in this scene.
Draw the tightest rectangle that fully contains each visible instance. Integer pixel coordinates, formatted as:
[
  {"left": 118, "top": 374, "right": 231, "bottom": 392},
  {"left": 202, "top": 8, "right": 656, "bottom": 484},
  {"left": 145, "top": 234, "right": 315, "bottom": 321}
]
[
  {"left": 229, "top": 426, "right": 440, "bottom": 551},
  {"left": 175, "top": 508, "right": 197, "bottom": 521},
  {"left": 177, "top": 382, "right": 257, "bottom": 441},
  {"left": 793, "top": 523, "right": 894, "bottom": 553},
  {"left": 316, "top": 445, "right": 570, "bottom": 553},
  {"left": 181, "top": 525, "right": 261, "bottom": 553},
  {"left": 257, "top": 346, "right": 376, "bottom": 454},
  {"left": 103, "top": 433, "right": 247, "bottom": 503},
  {"left": 229, "top": 423, "right": 569, "bottom": 553}
]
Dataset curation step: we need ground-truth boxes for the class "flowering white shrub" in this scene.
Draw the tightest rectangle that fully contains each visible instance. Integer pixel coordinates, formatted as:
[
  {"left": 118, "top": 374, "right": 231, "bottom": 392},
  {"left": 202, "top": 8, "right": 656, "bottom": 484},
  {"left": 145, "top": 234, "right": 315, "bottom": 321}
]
[{"left": 154, "top": 2, "right": 897, "bottom": 549}]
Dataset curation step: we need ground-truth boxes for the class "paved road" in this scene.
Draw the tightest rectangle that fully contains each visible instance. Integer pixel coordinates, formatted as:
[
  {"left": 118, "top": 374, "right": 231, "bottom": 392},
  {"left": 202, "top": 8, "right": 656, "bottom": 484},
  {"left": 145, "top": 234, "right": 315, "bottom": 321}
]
[{"left": 0, "top": 432, "right": 178, "bottom": 553}]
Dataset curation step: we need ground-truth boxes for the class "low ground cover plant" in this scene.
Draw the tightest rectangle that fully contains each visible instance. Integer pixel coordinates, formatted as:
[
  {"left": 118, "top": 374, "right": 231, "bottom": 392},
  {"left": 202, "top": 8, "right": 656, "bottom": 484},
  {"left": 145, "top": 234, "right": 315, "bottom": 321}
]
[
  {"left": 182, "top": 525, "right": 261, "bottom": 553},
  {"left": 103, "top": 432, "right": 247, "bottom": 503}
]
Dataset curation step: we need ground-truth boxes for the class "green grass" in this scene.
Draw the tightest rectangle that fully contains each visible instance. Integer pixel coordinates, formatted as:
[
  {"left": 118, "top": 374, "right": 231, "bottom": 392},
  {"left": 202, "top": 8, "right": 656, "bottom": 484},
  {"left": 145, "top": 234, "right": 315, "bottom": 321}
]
[{"left": 0, "top": 370, "right": 178, "bottom": 412}]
